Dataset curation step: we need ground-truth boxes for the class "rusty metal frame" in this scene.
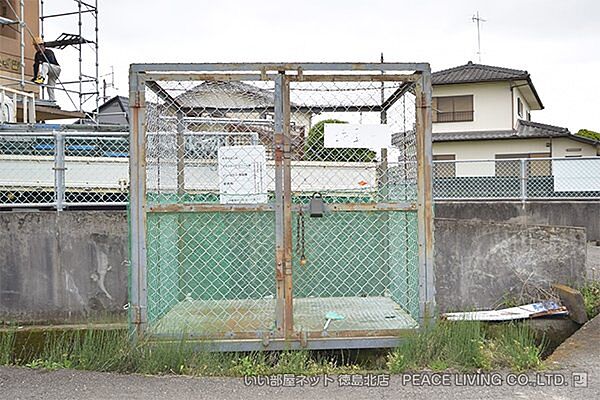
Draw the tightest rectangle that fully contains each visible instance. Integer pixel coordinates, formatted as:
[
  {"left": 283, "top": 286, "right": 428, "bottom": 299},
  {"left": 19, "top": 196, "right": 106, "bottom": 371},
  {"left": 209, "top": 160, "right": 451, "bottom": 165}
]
[
  {"left": 415, "top": 69, "right": 436, "bottom": 325},
  {"left": 129, "top": 62, "right": 435, "bottom": 350},
  {"left": 147, "top": 202, "right": 418, "bottom": 213}
]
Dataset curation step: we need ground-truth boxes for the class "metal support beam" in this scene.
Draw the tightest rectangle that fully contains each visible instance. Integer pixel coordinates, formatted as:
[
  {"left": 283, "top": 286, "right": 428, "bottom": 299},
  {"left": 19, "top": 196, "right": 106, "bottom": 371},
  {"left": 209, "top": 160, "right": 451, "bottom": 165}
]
[
  {"left": 273, "top": 74, "right": 285, "bottom": 336},
  {"left": 129, "top": 68, "right": 148, "bottom": 340},
  {"left": 281, "top": 74, "right": 294, "bottom": 340},
  {"left": 54, "top": 131, "right": 66, "bottom": 211},
  {"left": 131, "top": 62, "right": 430, "bottom": 74},
  {"left": 415, "top": 69, "right": 435, "bottom": 327}
]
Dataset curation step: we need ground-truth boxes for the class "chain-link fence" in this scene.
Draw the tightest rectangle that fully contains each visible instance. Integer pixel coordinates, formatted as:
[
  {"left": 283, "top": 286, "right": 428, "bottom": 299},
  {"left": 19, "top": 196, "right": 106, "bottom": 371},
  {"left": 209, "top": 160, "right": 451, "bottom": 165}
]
[
  {"left": 129, "top": 63, "right": 435, "bottom": 350},
  {"left": 2, "top": 132, "right": 597, "bottom": 211},
  {"left": 0, "top": 130, "right": 129, "bottom": 209},
  {"left": 433, "top": 157, "right": 600, "bottom": 200}
]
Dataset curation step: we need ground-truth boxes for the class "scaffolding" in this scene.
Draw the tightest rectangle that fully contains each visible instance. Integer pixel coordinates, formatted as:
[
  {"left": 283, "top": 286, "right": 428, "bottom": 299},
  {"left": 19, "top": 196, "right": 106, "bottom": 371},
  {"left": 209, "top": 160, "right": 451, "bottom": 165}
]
[{"left": 0, "top": 0, "right": 99, "bottom": 122}]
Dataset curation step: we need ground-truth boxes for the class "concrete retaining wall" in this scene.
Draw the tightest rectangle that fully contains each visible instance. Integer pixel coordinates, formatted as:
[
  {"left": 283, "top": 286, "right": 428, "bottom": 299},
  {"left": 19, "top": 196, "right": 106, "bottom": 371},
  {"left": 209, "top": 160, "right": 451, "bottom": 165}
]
[
  {"left": 0, "top": 212, "right": 128, "bottom": 323},
  {"left": 434, "top": 218, "right": 587, "bottom": 312},
  {"left": 435, "top": 201, "right": 600, "bottom": 242},
  {"left": 0, "top": 210, "right": 590, "bottom": 323}
]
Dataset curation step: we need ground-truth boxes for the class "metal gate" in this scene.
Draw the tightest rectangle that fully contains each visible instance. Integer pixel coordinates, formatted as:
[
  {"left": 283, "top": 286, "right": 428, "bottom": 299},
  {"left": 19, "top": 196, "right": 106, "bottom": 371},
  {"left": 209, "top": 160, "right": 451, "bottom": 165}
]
[{"left": 129, "top": 63, "right": 434, "bottom": 350}]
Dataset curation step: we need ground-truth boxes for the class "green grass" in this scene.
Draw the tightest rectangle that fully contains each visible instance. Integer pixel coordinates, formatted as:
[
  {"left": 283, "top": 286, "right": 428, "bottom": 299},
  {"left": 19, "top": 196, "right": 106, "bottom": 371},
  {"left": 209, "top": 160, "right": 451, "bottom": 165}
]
[
  {"left": 387, "top": 320, "right": 545, "bottom": 373},
  {"left": 1, "top": 328, "right": 362, "bottom": 376},
  {"left": 0, "top": 329, "right": 16, "bottom": 365},
  {"left": 1, "top": 321, "right": 547, "bottom": 375},
  {"left": 580, "top": 280, "right": 600, "bottom": 319}
]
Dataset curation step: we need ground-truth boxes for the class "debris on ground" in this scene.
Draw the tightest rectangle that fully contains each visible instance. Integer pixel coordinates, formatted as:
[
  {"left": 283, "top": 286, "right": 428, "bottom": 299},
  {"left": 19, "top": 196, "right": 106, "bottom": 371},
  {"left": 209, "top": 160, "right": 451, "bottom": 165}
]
[
  {"left": 442, "top": 300, "right": 568, "bottom": 321},
  {"left": 552, "top": 283, "right": 589, "bottom": 324}
]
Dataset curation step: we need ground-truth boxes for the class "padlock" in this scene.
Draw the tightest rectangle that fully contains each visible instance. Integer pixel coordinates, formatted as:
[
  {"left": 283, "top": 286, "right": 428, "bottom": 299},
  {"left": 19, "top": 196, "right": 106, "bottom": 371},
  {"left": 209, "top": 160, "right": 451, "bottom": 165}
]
[{"left": 309, "top": 192, "right": 324, "bottom": 217}]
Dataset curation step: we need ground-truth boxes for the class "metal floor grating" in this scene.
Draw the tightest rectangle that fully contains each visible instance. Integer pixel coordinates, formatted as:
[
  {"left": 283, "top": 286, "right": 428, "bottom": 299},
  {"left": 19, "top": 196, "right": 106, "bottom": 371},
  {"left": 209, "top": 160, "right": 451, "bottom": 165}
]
[{"left": 150, "top": 296, "right": 417, "bottom": 337}]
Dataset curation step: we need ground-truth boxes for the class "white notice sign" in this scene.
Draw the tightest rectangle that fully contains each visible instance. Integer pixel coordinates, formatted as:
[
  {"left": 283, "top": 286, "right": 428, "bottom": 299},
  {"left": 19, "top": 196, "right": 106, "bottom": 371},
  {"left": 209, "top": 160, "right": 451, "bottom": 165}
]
[
  {"left": 218, "top": 145, "right": 268, "bottom": 204},
  {"left": 324, "top": 124, "right": 392, "bottom": 149}
]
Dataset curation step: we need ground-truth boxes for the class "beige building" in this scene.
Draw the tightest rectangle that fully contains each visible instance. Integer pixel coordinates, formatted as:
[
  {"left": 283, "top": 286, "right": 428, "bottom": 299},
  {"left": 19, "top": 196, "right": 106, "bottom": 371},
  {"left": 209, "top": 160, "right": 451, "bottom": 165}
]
[
  {"left": 0, "top": 0, "right": 39, "bottom": 90},
  {"left": 431, "top": 62, "right": 599, "bottom": 176}
]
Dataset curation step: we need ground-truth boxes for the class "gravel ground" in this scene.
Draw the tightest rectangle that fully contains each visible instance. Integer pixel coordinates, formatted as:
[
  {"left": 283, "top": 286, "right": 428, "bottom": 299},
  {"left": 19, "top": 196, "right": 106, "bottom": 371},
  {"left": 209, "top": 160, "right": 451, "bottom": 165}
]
[{"left": 0, "top": 315, "right": 597, "bottom": 400}]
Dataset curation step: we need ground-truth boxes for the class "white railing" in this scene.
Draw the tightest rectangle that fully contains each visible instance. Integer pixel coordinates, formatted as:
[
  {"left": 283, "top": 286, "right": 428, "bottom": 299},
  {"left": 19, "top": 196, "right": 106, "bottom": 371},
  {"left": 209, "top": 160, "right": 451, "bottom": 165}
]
[{"left": 0, "top": 85, "right": 36, "bottom": 123}]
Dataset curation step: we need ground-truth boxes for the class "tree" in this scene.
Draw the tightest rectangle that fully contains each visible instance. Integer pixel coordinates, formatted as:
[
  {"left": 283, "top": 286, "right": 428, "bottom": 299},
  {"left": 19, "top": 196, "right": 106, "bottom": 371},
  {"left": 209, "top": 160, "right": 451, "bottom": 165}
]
[
  {"left": 576, "top": 129, "right": 600, "bottom": 142},
  {"left": 303, "top": 119, "right": 376, "bottom": 162}
]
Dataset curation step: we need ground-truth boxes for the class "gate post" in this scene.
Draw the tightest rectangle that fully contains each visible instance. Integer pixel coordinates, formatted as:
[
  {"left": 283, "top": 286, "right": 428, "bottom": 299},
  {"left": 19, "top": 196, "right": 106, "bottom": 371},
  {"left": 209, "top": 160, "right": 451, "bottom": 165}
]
[
  {"left": 274, "top": 72, "right": 294, "bottom": 338},
  {"left": 129, "top": 66, "right": 148, "bottom": 340},
  {"left": 415, "top": 68, "right": 436, "bottom": 326}
]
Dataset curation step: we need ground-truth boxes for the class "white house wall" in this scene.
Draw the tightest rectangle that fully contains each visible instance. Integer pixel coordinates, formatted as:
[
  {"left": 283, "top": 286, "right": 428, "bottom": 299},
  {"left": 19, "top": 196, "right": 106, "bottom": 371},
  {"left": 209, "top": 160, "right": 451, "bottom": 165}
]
[
  {"left": 550, "top": 137, "right": 598, "bottom": 157},
  {"left": 432, "top": 82, "right": 513, "bottom": 133},
  {"left": 433, "top": 137, "right": 598, "bottom": 176},
  {"left": 512, "top": 86, "right": 532, "bottom": 127},
  {"left": 433, "top": 138, "right": 551, "bottom": 176}
]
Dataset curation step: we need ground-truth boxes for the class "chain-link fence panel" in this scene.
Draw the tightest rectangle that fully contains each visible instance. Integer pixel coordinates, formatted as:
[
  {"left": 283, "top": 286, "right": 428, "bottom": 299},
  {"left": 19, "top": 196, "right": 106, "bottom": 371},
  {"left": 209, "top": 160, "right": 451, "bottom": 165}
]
[
  {"left": 0, "top": 131, "right": 129, "bottom": 209},
  {"left": 63, "top": 133, "right": 129, "bottom": 205},
  {"left": 288, "top": 80, "right": 420, "bottom": 333},
  {"left": 0, "top": 133, "right": 56, "bottom": 206},
  {"left": 433, "top": 157, "right": 600, "bottom": 200},
  {"left": 143, "top": 78, "right": 279, "bottom": 337}
]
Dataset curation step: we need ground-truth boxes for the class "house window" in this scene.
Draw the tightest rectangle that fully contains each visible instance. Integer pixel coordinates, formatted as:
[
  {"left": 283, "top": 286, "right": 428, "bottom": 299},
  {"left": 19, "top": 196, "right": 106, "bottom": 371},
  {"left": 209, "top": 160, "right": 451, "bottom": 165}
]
[
  {"left": 432, "top": 95, "right": 473, "bottom": 123},
  {"left": 526, "top": 111, "right": 531, "bottom": 121},
  {"left": 517, "top": 97, "right": 523, "bottom": 118},
  {"left": 495, "top": 153, "right": 551, "bottom": 177},
  {"left": 433, "top": 154, "right": 456, "bottom": 178},
  {"left": 1, "top": 0, "right": 17, "bottom": 39}
]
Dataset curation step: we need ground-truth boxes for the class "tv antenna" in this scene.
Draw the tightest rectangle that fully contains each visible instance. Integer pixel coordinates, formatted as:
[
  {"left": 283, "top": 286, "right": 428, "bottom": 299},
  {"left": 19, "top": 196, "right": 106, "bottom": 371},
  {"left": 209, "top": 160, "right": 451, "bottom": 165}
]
[{"left": 472, "top": 11, "right": 486, "bottom": 63}]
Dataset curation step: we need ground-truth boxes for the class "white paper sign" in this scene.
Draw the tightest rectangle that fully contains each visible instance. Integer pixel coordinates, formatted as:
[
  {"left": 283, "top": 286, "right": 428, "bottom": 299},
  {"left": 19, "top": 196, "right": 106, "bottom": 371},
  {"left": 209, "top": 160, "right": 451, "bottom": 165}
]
[
  {"left": 324, "top": 124, "right": 392, "bottom": 149},
  {"left": 218, "top": 145, "right": 268, "bottom": 204}
]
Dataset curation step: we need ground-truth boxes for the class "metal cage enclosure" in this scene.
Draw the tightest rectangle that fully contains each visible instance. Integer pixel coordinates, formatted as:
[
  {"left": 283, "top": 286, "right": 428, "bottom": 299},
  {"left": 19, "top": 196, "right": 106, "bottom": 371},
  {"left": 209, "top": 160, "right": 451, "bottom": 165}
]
[{"left": 129, "top": 63, "right": 434, "bottom": 351}]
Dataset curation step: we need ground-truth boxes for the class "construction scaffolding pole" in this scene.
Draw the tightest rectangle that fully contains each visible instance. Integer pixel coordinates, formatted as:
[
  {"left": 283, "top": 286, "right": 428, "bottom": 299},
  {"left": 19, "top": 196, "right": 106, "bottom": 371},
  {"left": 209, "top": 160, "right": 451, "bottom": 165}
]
[
  {"left": 39, "top": 0, "right": 100, "bottom": 122},
  {"left": 19, "top": 0, "right": 25, "bottom": 90}
]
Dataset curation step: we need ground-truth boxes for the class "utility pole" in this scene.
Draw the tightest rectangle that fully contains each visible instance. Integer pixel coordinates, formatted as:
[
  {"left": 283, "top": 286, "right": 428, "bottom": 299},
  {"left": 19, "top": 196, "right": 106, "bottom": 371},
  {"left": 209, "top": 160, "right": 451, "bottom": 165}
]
[{"left": 472, "top": 11, "right": 486, "bottom": 63}]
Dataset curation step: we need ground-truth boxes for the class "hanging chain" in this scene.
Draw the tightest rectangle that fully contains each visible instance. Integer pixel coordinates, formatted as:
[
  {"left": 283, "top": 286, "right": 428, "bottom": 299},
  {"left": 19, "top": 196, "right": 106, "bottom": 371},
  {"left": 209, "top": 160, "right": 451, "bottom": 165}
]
[{"left": 296, "top": 207, "right": 307, "bottom": 266}]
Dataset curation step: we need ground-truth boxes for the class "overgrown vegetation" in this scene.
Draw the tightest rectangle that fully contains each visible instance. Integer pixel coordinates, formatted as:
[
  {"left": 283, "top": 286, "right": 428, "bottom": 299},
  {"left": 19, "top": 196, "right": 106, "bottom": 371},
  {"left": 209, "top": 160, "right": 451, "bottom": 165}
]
[
  {"left": 576, "top": 128, "right": 600, "bottom": 142},
  {"left": 0, "top": 329, "right": 361, "bottom": 376},
  {"left": 387, "top": 320, "right": 545, "bottom": 373},
  {"left": 0, "top": 328, "right": 15, "bottom": 365},
  {"left": 580, "top": 280, "right": 600, "bottom": 319},
  {"left": 0, "top": 321, "right": 547, "bottom": 375}
]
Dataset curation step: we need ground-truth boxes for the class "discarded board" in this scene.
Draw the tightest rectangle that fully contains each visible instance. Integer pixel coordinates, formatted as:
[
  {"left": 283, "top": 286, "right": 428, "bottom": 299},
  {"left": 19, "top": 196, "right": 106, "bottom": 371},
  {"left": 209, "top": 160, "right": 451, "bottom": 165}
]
[
  {"left": 552, "top": 284, "right": 588, "bottom": 324},
  {"left": 442, "top": 301, "right": 568, "bottom": 322}
]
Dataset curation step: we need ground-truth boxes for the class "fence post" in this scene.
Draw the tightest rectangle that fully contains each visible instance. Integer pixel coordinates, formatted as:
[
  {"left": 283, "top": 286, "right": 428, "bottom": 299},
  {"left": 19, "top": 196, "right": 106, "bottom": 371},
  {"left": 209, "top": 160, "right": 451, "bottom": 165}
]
[
  {"left": 54, "top": 131, "right": 66, "bottom": 211},
  {"left": 29, "top": 94, "right": 36, "bottom": 123},
  {"left": 520, "top": 158, "right": 527, "bottom": 203}
]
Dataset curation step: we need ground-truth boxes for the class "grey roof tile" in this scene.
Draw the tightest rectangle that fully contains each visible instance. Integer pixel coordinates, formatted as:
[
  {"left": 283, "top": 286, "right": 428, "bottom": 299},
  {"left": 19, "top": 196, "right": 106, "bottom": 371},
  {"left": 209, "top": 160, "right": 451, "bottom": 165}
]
[{"left": 432, "top": 61, "right": 529, "bottom": 85}]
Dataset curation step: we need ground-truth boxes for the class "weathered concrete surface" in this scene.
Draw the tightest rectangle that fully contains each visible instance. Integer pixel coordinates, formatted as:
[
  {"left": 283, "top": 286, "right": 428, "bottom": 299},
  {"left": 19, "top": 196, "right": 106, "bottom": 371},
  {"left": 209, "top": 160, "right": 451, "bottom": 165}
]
[
  {"left": 587, "top": 243, "right": 600, "bottom": 280},
  {"left": 526, "top": 318, "right": 582, "bottom": 357},
  {"left": 547, "top": 313, "right": 600, "bottom": 387},
  {"left": 0, "top": 212, "right": 128, "bottom": 323},
  {"left": 435, "top": 201, "right": 600, "bottom": 242},
  {"left": 0, "top": 211, "right": 591, "bottom": 323},
  {"left": 435, "top": 219, "right": 587, "bottom": 312}
]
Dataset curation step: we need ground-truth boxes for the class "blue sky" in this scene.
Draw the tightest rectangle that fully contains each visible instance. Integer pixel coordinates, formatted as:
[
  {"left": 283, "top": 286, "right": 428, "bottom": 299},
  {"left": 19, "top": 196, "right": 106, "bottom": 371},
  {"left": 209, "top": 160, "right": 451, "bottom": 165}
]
[{"left": 44, "top": 0, "right": 600, "bottom": 132}]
